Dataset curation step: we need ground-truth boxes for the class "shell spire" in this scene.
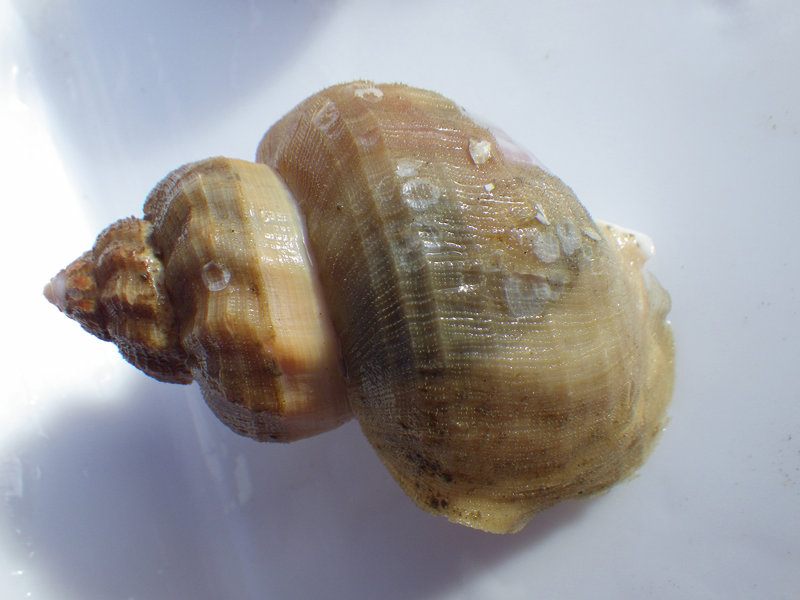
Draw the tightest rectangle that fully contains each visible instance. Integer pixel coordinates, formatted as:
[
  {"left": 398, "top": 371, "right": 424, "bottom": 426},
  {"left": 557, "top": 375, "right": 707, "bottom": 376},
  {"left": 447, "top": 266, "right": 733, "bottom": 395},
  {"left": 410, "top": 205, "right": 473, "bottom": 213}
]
[
  {"left": 45, "top": 157, "right": 351, "bottom": 442},
  {"left": 44, "top": 216, "right": 191, "bottom": 384}
]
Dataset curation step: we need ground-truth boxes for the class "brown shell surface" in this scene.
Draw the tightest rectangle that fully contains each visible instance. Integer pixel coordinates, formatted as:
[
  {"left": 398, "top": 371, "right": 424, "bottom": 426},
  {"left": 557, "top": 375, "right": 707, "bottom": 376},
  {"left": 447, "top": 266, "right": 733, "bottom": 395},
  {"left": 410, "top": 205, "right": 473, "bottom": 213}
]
[
  {"left": 257, "top": 82, "right": 674, "bottom": 533},
  {"left": 46, "top": 157, "right": 351, "bottom": 443},
  {"left": 143, "top": 158, "right": 351, "bottom": 442}
]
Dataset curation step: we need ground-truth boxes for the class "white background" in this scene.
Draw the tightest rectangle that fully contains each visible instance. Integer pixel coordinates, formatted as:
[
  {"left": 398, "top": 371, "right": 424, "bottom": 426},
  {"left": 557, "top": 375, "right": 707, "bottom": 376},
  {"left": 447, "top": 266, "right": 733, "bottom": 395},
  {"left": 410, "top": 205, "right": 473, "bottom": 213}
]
[{"left": 1, "top": 1, "right": 798, "bottom": 598}]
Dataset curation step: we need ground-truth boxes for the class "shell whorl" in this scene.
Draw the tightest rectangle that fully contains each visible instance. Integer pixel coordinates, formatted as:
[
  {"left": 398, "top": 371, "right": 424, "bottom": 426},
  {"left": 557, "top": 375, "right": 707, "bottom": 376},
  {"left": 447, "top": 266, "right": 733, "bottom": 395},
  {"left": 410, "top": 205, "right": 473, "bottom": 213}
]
[
  {"left": 45, "top": 81, "right": 674, "bottom": 533},
  {"left": 256, "top": 82, "right": 673, "bottom": 532},
  {"left": 47, "top": 157, "right": 350, "bottom": 442}
]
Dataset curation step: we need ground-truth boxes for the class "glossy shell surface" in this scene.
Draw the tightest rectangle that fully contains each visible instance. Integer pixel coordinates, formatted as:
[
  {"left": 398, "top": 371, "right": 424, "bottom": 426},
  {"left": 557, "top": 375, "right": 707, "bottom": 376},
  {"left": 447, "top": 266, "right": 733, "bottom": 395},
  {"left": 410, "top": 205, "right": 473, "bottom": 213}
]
[
  {"left": 46, "top": 158, "right": 351, "bottom": 442},
  {"left": 257, "top": 82, "right": 674, "bottom": 532},
  {"left": 46, "top": 82, "right": 674, "bottom": 533}
]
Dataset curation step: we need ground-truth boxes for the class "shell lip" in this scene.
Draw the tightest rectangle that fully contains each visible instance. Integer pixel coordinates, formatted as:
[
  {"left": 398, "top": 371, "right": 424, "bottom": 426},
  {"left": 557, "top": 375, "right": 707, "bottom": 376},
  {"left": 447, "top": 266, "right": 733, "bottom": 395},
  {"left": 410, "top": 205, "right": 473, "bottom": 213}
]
[{"left": 596, "top": 219, "right": 656, "bottom": 263}]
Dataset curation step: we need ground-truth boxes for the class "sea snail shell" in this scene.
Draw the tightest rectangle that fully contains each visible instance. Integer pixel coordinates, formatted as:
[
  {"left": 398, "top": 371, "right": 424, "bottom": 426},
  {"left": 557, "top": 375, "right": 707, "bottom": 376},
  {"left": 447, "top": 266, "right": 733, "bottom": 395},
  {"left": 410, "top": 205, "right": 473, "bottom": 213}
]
[{"left": 45, "top": 81, "right": 674, "bottom": 533}]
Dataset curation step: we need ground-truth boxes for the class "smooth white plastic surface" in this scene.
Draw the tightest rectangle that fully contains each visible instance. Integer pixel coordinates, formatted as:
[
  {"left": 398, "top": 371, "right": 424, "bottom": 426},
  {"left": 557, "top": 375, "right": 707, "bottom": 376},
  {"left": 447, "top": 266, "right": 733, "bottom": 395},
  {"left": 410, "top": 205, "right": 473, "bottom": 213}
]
[{"left": 1, "top": 1, "right": 798, "bottom": 598}]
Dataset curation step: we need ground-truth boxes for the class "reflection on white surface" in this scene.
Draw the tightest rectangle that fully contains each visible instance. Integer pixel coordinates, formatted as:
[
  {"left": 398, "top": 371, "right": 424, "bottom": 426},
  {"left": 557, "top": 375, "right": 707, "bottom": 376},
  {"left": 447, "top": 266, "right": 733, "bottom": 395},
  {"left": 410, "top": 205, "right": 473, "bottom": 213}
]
[
  {"left": 1, "top": 378, "right": 586, "bottom": 599},
  {"left": 2, "top": 0, "right": 799, "bottom": 598}
]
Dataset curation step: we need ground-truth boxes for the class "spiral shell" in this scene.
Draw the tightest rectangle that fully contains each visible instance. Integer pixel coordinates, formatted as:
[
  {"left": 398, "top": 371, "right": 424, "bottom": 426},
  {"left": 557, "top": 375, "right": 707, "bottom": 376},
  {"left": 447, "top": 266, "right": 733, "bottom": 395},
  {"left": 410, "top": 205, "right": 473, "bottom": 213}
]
[{"left": 45, "top": 82, "right": 674, "bottom": 533}]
